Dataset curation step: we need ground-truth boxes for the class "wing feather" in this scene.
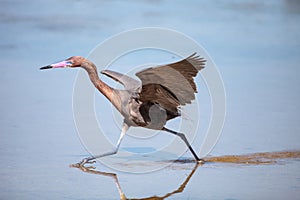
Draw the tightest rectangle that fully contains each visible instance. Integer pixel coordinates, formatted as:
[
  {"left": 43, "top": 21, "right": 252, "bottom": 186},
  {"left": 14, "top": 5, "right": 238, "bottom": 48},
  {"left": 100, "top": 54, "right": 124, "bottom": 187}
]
[
  {"left": 101, "top": 70, "right": 141, "bottom": 91},
  {"left": 136, "top": 53, "right": 205, "bottom": 113}
]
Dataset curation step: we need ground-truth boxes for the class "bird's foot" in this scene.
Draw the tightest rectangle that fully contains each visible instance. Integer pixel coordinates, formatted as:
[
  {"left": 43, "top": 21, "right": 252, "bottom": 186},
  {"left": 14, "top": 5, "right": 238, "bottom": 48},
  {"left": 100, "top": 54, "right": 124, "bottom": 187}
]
[
  {"left": 69, "top": 158, "right": 96, "bottom": 169},
  {"left": 197, "top": 159, "right": 205, "bottom": 165},
  {"left": 79, "top": 158, "right": 96, "bottom": 166}
]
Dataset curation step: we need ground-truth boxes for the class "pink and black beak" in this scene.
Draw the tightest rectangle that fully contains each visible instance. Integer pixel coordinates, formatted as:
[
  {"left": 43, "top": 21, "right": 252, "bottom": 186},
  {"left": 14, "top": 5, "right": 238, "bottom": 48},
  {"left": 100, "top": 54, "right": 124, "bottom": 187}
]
[{"left": 40, "top": 60, "right": 72, "bottom": 70}]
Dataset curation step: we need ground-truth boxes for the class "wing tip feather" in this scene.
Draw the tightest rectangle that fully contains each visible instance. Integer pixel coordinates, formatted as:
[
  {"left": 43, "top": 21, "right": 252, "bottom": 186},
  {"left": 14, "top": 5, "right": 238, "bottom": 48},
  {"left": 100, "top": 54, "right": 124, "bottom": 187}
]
[{"left": 186, "top": 52, "right": 206, "bottom": 69}]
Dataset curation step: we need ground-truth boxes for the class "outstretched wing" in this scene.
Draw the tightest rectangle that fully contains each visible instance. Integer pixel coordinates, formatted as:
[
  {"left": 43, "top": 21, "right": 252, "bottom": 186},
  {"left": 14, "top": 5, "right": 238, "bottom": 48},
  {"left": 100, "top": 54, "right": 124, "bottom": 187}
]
[
  {"left": 135, "top": 53, "right": 206, "bottom": 113},
  {"left": 101, "top": 70, "right": 141, "bottom": 91}
]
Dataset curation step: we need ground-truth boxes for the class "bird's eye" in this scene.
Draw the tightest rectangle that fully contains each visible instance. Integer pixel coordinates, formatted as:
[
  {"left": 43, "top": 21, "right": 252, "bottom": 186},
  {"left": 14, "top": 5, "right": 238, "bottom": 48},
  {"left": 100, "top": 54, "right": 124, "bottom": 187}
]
[{"left": 66, "top": 61, "right": 73, "bottom": 67}]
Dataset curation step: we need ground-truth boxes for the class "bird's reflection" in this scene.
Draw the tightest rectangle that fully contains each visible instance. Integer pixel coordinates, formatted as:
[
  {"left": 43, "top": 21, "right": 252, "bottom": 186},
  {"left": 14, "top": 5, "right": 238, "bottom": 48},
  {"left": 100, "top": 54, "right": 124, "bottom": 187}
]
[
  {"left": 70, "top": 150, "right": 300, "bottom": 199},
  {"left": 70, "top": 162, "right": 200, "bottom": 200}
]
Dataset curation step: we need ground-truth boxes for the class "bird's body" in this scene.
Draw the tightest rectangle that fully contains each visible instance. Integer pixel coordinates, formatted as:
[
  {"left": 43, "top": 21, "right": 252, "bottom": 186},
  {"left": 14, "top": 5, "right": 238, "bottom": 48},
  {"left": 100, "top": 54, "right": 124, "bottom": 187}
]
[{"left": 40, "top": 53, "right": 206, "bottom": 165}]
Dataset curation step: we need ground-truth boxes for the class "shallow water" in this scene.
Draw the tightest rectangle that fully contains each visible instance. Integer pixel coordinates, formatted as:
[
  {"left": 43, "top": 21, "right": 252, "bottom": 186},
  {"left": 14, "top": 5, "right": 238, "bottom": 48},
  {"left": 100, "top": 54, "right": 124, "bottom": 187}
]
[{"left": 1, "top": 0, "right": 300, "bottom": 199}]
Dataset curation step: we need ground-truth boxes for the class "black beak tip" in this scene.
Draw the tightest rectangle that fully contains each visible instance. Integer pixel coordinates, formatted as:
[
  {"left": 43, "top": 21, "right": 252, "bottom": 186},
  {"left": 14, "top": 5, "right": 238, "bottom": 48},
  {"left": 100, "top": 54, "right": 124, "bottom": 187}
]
[{"left": 40, "top": 65, "right": 52, "bottom": 70}]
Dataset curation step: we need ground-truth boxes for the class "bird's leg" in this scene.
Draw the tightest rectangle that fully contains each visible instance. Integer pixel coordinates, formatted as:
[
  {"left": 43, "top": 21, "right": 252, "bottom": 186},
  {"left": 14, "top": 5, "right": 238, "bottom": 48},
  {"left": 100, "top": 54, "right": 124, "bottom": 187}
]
[
  {"left": 162, "top": 127, "right": 204, "bottom": 164},
  {"left": 77, "top": 123, "right": 129, "bottom": 167}
]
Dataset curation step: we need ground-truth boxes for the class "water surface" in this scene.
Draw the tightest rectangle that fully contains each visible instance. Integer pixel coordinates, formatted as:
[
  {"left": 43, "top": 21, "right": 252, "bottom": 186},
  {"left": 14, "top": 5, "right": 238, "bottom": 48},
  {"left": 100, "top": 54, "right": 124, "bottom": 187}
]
[{"left": 0, "top": 0, "right": 300, "bottom": 199}]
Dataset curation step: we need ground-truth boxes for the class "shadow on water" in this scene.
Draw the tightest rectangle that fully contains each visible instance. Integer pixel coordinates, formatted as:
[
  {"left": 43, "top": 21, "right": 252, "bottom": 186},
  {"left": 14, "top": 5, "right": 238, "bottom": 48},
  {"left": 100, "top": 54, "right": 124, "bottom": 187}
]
[
  {"left": 70, "top": 150, "right": 299, "bottom": 199},
  {"left": 70, "top": 163, "right": 200, "bottom": 200}
]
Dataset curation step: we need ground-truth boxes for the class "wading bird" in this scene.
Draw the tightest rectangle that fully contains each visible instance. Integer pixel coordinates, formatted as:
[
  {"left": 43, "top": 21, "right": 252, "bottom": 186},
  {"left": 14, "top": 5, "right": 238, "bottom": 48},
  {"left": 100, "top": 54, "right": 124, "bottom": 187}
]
[{"left": 40, "top": 53, "right": 205, "bottom": 166}]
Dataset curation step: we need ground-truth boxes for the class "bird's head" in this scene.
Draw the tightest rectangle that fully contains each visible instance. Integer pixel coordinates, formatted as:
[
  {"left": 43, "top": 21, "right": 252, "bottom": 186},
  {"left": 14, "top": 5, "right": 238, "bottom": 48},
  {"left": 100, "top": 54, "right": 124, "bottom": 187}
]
[{"left": 40, "top": 56, "right": 85, "bottom": 70}]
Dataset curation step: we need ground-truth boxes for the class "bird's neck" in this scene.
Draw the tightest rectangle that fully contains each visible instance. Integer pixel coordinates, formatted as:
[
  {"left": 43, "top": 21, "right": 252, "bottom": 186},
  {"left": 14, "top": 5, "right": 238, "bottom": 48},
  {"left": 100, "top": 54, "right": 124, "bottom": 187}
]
[{"left": 81, "top": 60, "right": 121, "bottom": 111}]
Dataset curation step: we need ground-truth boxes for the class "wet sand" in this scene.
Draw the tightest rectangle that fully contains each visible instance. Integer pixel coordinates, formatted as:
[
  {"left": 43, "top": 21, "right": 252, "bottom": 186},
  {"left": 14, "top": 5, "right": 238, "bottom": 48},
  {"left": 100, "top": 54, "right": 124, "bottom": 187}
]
[{"left": 206, "top": 150, "right": 300, "bottom": 165}]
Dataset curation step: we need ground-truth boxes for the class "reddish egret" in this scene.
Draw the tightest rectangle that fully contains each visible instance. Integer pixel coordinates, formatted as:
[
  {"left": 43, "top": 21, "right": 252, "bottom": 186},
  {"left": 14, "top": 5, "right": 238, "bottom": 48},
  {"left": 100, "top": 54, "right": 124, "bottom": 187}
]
[{"left": 40, "top": 53, "right": 206, "bottom": 166}]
